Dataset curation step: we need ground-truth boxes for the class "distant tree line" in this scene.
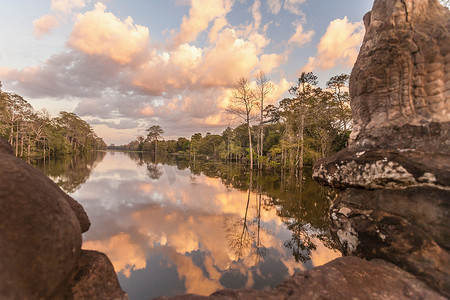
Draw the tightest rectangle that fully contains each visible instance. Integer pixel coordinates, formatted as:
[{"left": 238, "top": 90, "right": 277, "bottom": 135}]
[
  {"left": 0, "top": 82, "right": 107, "bottom": 158},
  {"left": 113, "top": 72, "right": 351, "bottom": 171}
]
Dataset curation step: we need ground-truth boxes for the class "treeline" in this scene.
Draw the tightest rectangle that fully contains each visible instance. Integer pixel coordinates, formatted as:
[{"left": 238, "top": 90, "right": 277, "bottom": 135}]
[
  {"left": 0, "top": 82, "right": 107, "bottom": 158},
  {"left": 115, "top": 72, "right": 351, "bottom": 170}
]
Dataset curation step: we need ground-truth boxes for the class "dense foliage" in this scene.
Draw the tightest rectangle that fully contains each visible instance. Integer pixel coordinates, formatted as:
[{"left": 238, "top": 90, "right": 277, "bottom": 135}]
[
  {"left": 0, "top": 82, "right": 107, "bottom": 158},
  {"left": 114, "top": 72, "right": 351, "bottom": 170}
]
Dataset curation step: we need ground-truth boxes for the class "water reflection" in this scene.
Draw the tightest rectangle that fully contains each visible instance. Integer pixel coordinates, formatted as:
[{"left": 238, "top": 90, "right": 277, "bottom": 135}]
[
  {"left": 32, "top": 151, "right": 106, "bottom": 193},
  {"left": 32, "top": 152, "right": 340, "bottom": 300}
]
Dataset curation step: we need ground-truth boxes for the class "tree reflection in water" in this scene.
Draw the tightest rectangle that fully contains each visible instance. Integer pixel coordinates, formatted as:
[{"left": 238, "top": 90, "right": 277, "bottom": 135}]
[
  {"left": 147, "top": 162, "right": 163, "bottom": 180},
  {"left": 33, "top": 151, "right": 338, "bottom": 265},
  {"left": 31, "top": 151, "right": 106, "bottom": 193}
]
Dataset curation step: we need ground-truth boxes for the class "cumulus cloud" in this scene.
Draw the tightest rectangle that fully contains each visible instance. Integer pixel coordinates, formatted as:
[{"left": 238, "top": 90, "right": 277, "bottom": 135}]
[
  {"left": 4, "top": 1, "right": 293, "bottom": 141},
  {"left": 259, "top": 53, "right": 285, "bottom": 74},
  {"left": 208, "top": 17, "right": 228, "bottom": 43},
  {"left": 302, "top": 17, "right": 364, "bottom": 72},
  {"left": 69, "top": 2, "right": 150, "bottom": 65},
  {"left": 33, "top": 15, "right": 59, "bottom": 38},
  {"left": 199, "top": 29, "right": 260, "bottom": 87},
  {"left": 288, "top": 21, "right": 314, "bottom": 48},
  {"left": 33, "top": 0, "right": 89, "bottom": 38},
  {"left": 172, "top": 0, "right": 233, "bottom": 46}
]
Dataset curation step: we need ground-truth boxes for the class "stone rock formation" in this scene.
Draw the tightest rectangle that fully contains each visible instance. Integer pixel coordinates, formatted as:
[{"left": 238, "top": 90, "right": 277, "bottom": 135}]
[
  {"left": 0, "top": 137, "right": 127, "bottom": 299},
  {"left": 313, "top": 0, "right": 450, "bottom": 297},
  {"left": 156, "top": 257, "right": 445, "bottom": 300}
]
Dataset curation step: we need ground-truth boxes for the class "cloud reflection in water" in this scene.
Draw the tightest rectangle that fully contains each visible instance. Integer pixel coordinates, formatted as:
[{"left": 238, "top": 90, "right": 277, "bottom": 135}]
[{"left": 59, "top": 152, "right": 340, "bottom": 299}]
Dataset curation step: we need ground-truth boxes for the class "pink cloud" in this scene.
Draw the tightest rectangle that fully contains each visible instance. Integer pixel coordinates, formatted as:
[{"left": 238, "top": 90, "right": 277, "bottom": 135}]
[
  {"left": 33, "top": 14, "right": 59, "bottom": 38},
  {"left": 302, "top": 17, "right": 364, "bottom": 72},
  {"left": 32, "top": 0, "right": 89, "bottom": 38},
  {"left": 173, "top": 0, "right": 233, "bottom": 46},
  {"left": 288, "top": 21, "right": 314, "bottom": 48},
  {"left": 69, "top": 2, "right": 150, "bottom": 65},
  {"left": 259, "top": 53, "right": 285, "bottom": 74}
]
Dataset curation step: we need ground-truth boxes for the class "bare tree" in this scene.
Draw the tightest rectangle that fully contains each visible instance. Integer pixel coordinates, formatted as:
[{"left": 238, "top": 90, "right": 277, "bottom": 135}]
[
  {"left": 255, "top": 71, "right": 274, "bottom": 169},
  {"left": 226, "top": 77, "right": 257, "bottom": 170}
]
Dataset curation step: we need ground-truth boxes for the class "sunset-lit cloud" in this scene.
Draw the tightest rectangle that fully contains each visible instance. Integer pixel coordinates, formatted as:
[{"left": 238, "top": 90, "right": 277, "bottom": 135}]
[
  {"left": 32, "top": 0, "right": 89, "bottom": 37},
  {"left": 69, "top": 155, "right": 343, "bottom": 295},
  {"left": 69, "top": 2, "right": 150, "bottom": 65},
  {"left": 169, "top": 251, "right": 223, "bottom": 295},
  {"left": 302, "top": 17, "right": 364, "bottom": 72},
  {"left": 33, "top": 15, "right": 59, "bottom": 38},
  {"left": 83, "top": 232, "right": 147, "bottom": 278},
  {"left": 173, "top": 0, "right": 233, "bottom": 46},
  {"left": 0, "top": 0, "right": 372, "bottom": 144},
  {"left": 288, "top": 21, "right": 314, "bottom": 48}
]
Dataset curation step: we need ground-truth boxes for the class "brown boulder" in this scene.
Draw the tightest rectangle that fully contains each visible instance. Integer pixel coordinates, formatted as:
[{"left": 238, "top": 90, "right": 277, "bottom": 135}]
[
  {"left": 0, "top": 138, "right": 82, "bottom": 298},
  {"left": 67, "top": 250, "right": 129, "bottom": 300},
  {"left": 156, "top": 256, "right": 445, "bottom": 300},
  {"left": 0, "top": 137, "right": 126, "bottom": 298}
]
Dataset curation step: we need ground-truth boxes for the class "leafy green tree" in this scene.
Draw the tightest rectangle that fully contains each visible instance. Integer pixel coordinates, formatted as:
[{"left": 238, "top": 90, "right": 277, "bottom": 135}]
[
  {"left": 255, "top": 72, "right": 274, "bottom": 169},
  {"left": 146, "top": 125, "right": 164, "bottom": 153},
  {"left": 176, "top": 137, "right": 190, "bottom": 152},
  {"left": 190, "top": 133, "right": 202, "bottom": 161}
]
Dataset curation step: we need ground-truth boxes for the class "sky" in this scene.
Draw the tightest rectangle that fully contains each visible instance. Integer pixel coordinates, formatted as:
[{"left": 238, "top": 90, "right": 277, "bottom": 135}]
[{"left": 0, "top": 0, "right": 373, "bottom": 145}]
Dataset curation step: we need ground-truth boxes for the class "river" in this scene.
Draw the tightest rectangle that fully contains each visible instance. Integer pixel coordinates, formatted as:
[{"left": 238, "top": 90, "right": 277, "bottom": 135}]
[{"left": 32, "top": 151, "right": 340, "bottom": 300}]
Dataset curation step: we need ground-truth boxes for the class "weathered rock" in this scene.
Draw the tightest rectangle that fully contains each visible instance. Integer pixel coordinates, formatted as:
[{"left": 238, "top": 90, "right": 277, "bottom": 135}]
[
  {"left": 0, "top": 138, "right": 82, "bottom": 298},
  {"left": 67, "top": 250, "right": 129, "bottom": 300},
  {"left": 313, "top": 0, "right": 450, "bottom": 297},
  {"left": 0, "top": 137, "right": 126, "bottom": 298},
  {"left": 313, "top": 148, "right": 450, "bottom": 190},
  {"left": 348, "top": 0, "right": 450, "bottom": 151},
  {"left": 330, "top": 189, "right": 450, "bottom": 293},
  {"left": 156, "top": 256, "right": 445, "bottom": 300}
]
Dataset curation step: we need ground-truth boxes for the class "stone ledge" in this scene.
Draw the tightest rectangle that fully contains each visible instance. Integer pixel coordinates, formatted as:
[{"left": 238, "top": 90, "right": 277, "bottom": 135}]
[
  {"left": 155, "top": 256, "right": 446, "bottom": 300},
  {"left": 313, "top": 148, "right": 449, "bottom": 190}
]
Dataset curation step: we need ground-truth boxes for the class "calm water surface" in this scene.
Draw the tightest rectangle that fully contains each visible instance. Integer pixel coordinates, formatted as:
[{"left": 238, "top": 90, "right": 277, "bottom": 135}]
[{"left": 33, "top": 151, "right": 340, "bottom": 300}]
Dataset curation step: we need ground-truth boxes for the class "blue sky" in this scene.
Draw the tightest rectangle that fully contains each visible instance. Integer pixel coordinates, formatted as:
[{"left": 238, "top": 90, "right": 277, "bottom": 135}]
[{"left": 0, "top": 0, "right": 373, "bottom": 144}]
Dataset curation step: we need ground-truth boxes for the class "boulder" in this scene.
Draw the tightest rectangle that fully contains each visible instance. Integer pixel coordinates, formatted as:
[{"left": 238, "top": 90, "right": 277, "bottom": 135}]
[
  {"left": 0, "top": 138, "right": 126, "bottom": 299},
  {"left": 67, "top": 250, "right": 129, "bottom": 300},
  {"left": 0, "top": 138, "right": 82, "bottom": 298},
  {"left": 313, "top": 0, "right": 450, "bottom": 297},
  {"left": 156, "top": 256, "right": 445, "bottom": 300}
]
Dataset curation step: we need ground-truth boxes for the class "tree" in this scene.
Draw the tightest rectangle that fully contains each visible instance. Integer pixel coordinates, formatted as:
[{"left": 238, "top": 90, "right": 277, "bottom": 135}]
[
  {"left": 287, "top": 72, "right": 320, "bottom": 169},
  {"left": 255, "top": 71, "right": 274, "bottom": 169},
  {"left": 146, "top": 125, "right": 164, "bottom": 154},
  {"left": 226, "top": 77, "right": 257, "bottom": 170},
  {"left": 190, "top": 133, "right": 202, "bottom": 161},
  {"left": 137, "top": 135, "right": 145, "bottom": 151},
  {"left": 326, "top": 74, "right": 351, "bottom": 132}
]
